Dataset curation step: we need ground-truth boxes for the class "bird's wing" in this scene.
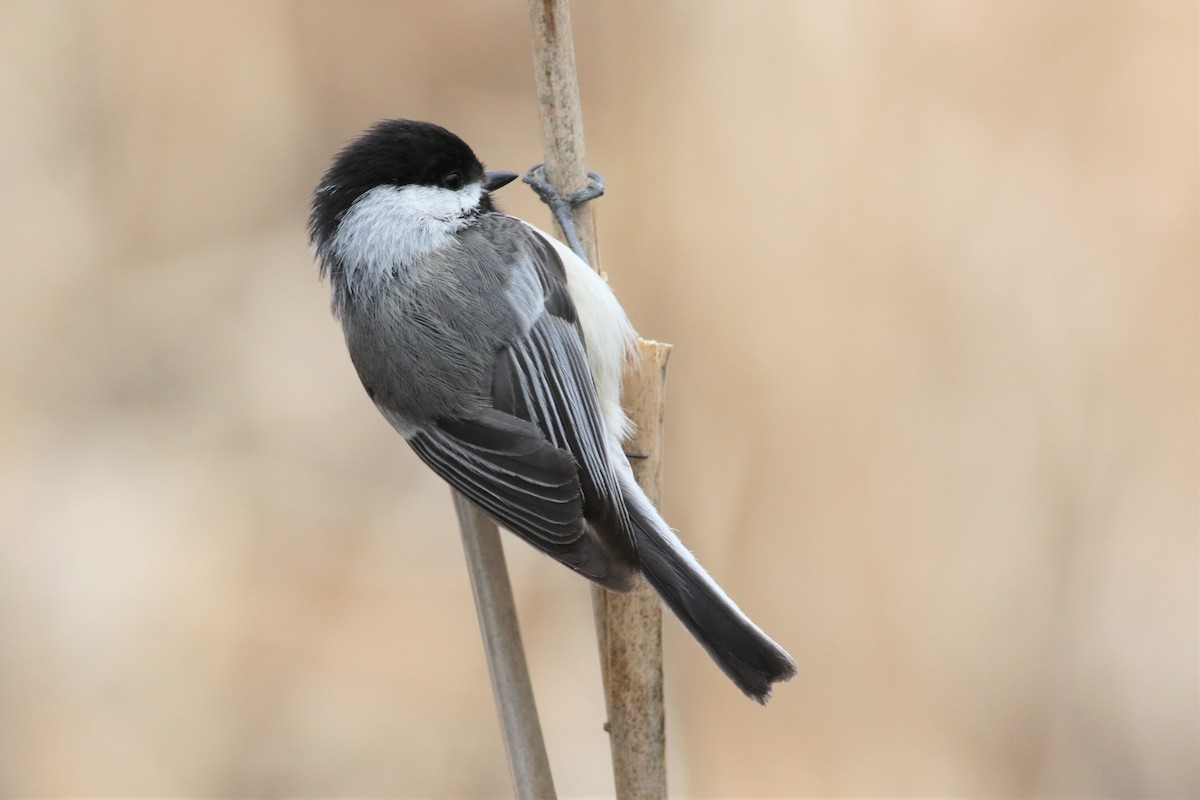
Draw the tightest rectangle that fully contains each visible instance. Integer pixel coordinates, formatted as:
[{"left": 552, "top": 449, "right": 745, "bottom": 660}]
[
  {"left": 406, "top": 220, "right": 636, "bottom": 587},
  {"left": 408, "top": 408, "right": 630, "bottom": 588}
]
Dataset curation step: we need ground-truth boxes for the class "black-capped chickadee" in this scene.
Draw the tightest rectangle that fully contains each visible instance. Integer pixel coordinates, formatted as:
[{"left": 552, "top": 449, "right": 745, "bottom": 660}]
[{"left": 309, "top": 119, "right": 796, "bottom": 702}]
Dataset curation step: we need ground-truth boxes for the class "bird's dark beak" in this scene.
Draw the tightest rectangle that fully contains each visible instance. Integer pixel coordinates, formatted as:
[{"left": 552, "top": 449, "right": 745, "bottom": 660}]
[{"left": 483, "top": 170, "right": 519, "bottom": 192}]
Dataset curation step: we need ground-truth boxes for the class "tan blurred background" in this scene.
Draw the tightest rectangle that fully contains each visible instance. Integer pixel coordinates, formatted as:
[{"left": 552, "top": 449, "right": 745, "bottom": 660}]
[{"left": 0, "top": 0, "right": 1196, "bottom": 796}]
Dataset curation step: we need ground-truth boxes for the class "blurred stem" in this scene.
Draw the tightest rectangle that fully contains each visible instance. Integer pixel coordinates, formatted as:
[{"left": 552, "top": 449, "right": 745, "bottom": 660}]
[{"left": 453, "top": 492, "right": 556, "bottom": 800}]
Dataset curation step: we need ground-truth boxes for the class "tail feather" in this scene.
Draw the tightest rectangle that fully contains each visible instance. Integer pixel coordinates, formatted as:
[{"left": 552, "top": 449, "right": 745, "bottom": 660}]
[{"left": 619, "top": 472, "right": 797, "bottom": 703}]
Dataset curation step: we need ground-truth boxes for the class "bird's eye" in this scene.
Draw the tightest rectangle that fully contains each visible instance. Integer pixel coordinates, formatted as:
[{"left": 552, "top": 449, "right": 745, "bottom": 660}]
[{"left": 442, "top": 171, "right": 464, "bottom": 191}]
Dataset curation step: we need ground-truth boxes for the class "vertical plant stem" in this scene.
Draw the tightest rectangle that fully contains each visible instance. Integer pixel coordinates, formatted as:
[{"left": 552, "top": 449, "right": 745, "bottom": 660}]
[
  {"left": 599, "top": 340, "right": 671, "bottom": 799},
  {"left": 526, "top": 1, "right": 669, "bottom": 797},
  {"left": 526, "top": 0, "right": 599, "bottom": 267},
  {"left": 453, "top": 491, "right": 557, "bottom": 800}
]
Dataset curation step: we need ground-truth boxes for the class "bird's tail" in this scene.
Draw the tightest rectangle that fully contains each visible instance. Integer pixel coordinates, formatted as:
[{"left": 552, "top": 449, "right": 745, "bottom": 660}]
[{"left": 618, "top": 471, "right": 797, "bottom": 703}]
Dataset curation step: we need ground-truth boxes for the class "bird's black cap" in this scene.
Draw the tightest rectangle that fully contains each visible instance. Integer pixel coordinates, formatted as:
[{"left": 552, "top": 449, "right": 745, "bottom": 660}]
[{"left": 309, "top": 119, "right": 489, "bottom": 250}]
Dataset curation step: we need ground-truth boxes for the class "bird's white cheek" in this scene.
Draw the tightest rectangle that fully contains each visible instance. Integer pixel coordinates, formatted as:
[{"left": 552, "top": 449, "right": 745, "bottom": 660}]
[
  {"left": 331, "top": 182, "right": 483, "bottom": 291},
  {"left": 408, "top": 182, "right": 483, "bottom": 221}
]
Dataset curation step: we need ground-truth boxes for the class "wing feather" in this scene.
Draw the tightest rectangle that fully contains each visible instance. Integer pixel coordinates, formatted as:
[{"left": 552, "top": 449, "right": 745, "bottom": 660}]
[
  {"left": 491, "top": 230, "right": 637, "bottom": 565},
  {"left": 399, "top": 218, "right": 637, "bottom": 586},
  {"left": 407, "top": 409, "right": 630, "bottom": 588}
]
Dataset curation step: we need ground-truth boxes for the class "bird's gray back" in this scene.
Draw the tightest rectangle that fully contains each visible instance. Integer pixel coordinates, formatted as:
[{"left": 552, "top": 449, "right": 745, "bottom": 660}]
[{"left": 339, "top": 217, "right": 529, "bottom": 429}]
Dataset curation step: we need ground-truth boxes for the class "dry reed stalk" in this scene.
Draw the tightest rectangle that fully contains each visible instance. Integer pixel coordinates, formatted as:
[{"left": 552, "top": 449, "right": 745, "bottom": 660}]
[
  {"left": 452, "top": 492, "right": 556, "bottom": 799},
  {"left": 595, "top": 340, "right": 671, "bottom": 799},
  {"left": 527, "top": 1, "right": 669, "bottom": 796}
]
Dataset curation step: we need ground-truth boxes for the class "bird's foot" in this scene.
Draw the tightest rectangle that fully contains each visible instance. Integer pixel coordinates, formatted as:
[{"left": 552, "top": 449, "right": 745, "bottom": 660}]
[{"left": 522, "top": 163, "right": 604, "bottom": 262}]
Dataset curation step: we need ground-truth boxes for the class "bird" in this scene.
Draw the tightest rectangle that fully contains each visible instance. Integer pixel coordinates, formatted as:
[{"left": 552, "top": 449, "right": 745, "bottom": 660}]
[{"left": 309, "top": 119, "right": 796, "bottom": 702}]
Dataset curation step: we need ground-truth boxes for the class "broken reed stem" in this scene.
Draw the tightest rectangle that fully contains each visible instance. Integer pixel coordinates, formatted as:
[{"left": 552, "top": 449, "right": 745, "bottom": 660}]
[
  {"left": 596, "top": 339, "right": 671, "bottom": 799},
  {"left": 527, "top": 1, "right": 669, "bottom": 797},
  {"left": 452, "top": 492, "right": 556, "bottom": 800}
]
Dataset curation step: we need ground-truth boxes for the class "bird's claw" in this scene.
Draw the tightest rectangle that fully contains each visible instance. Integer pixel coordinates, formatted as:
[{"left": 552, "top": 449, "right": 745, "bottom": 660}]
[{"left": 522, "top": 164, "right": 604, "bottom": 262}]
